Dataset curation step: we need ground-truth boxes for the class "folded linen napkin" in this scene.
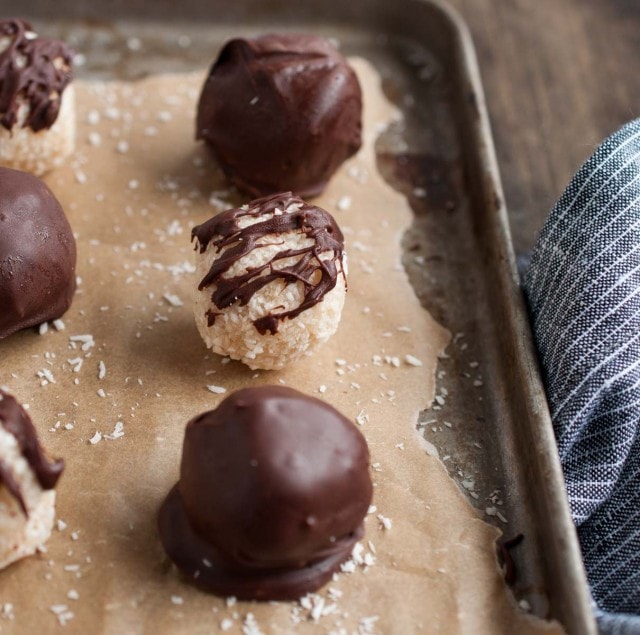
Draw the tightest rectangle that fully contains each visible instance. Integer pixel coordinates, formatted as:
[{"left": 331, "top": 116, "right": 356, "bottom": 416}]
[{"left": 523, "top": 120, "right": 640, "bottom": 634}]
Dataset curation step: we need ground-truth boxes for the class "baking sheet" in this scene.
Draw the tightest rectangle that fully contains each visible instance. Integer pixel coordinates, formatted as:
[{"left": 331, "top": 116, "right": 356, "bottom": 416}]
[{"left": 0, "top": 2, "right": 596, "bottom": 632}]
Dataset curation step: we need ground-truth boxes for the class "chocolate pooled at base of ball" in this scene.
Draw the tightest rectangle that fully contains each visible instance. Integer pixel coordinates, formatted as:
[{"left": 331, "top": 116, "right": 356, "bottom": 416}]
[
  {"left": 192, "top": 192, "right": 347, "bottom": 370},
  {"left": 0, "top": 167, "right": 77, "bottom": 339},
  {"left": 196, "top": 33, "right": 362, "bottom": 198},
  {"left": 158, "top": 386, "right": 373, "bottom": 600}
]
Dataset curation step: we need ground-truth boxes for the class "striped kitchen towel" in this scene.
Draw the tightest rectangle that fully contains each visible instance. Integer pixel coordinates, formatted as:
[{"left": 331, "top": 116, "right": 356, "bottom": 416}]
[{"left": 523, "top": 120, "right": 640, "bottom": 634}]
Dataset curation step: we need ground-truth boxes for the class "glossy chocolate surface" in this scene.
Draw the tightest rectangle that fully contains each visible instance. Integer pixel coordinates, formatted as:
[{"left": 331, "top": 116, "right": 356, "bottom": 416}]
[
  {"left": 196, "top": 33, "right": 362, "bottom": 197},
  {"left": 0, "top": 167, "right": 76, "bottom": 339},
  {"left": 0, "top": 19, "right": 74, "bottom": 132},
  {"left": 192, "top": 192, "right": 345, "bottom": 335},
  {"left": 159, "top": 386, "right": 372, "bottom": 600}
]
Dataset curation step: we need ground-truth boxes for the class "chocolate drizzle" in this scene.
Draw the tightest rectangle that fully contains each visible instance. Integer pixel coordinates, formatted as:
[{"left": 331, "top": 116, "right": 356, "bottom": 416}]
[
  {"left": 0, "top": 19, "right": 74, "bottom": 132},
  {"left": 192, "top": 192, "right": 346, "bottom": 335},
  {"left": 0, "top": 390, "right": 64, "bottom": 517}
]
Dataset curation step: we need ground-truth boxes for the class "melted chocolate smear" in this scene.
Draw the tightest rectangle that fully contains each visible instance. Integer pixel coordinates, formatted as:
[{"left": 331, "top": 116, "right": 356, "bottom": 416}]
[
  {"left": 0, "top": 390, "right": 64, "bottom": 516},
  {"left": 192, "top": 192, "right": 345, "bottom": 335},
  {"left": 0, "top": 18, "right": 74, "bottom": 132}
]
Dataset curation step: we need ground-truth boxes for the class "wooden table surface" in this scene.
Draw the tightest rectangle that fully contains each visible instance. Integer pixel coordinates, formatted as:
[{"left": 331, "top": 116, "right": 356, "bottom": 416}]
[{"left": 445, "top": 0, "right": 640, "bottom": 255}]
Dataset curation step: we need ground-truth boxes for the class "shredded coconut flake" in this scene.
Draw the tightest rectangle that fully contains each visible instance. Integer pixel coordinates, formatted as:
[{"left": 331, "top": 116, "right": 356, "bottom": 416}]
[
  {"left": 377, "top": 514, "right": 392, "bottom": 530},
  {"left": 358, "top": 615, "right": 380, "bottom": 634},
  {"left": 69, "top": 334, "right": 95, "bottom": 352},
  {"left": 337, "top": 195, "right": 352, "bottom": 211},
  {"left": 37, "top": 368, "right": 56, "bottom": 385},
  {"left": 104, "top": 422, "right": 124, "bottom": 440},
  {"left": 404, "top": 354, "right": 423, "bottom": 367},
  {"left": 49, "top": 605, "right": 74, "bottom": 626},
  {"left": 67, "top": 358, "right": 83, "bottom": 373},
  {"left": 88, "top": 131, "right": 102, "bottom": 147},
  {"left": 163, "top": 293, "right": 184, "bottom": 307},
  {"left": 242, "top": 613, "right": 265, "bottom": 635}
]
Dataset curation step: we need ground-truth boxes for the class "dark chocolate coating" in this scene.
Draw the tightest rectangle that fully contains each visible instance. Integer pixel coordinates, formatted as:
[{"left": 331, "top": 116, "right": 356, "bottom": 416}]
[
  {"left": 0, "top": 19, "right": 74, "bottom": 132},
  {"left": 0, "top": 390, "right": 64, "bottom": 517},
  {"left": 158, "top": 386, "right": 372, "bottom": 600},
  {"left": 0, "top": 167, "right": 77, "bottom": 339},
  {"left": 192, "top": 192, "right": 346, "bottom": 335},
  {"left": 196, "top": 34, "right": 362, "bottom": 198}
]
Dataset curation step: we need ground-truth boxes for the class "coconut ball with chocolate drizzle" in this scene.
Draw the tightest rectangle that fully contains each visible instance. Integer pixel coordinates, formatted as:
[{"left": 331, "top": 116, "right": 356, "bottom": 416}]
[
  {"left": 158, "top": 386, "right": 373, "bottom": 600},
  {"left": 0, "top": 18, "right": 75, "bottom": 175},
  {"left": 192, "top": 192, "right": 347, "bottom": 370},
  {"left": 0, "top": 390, "right": 64, "bottom": 569}
]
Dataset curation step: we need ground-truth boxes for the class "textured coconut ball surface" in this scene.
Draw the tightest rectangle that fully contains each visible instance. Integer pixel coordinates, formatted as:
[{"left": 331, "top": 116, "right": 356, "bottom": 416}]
[
  {"left": 0, "top": 391, "right": 64, "bottom": 569},
  {"left": 0, "top": 428, "right": 57, "bottom": 569},
  {"left": 0, "top": 18, "right": 75, "bottom": 175},
  {"left": 0, "top": 86, "right": 76, "bottom": 176},
  {"left": 192, "top": 193, "right": 347, "bottom": 370}
]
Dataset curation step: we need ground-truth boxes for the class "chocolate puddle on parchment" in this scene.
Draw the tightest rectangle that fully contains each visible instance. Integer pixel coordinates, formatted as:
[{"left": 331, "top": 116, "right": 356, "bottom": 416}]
[{"left": 0, "top": 59, "right": 563, "bottom": 634}]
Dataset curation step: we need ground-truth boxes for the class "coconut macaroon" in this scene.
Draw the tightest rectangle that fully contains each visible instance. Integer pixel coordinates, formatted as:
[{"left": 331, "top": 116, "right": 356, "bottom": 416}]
[
  {"left": 0, "top": 390, "right": 64, "bottom": 570},
  {"left": 192, "top": 192, "right": 347, "bottom": 370},
  {"left": 0, "top": 18, "right": 75, "bottom": 175}
]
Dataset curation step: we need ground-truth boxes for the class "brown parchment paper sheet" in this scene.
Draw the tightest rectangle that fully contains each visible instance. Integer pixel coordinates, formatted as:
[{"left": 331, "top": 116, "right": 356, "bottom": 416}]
[{"left": 0, "top": 59, "right": 564, "bottom": 635}]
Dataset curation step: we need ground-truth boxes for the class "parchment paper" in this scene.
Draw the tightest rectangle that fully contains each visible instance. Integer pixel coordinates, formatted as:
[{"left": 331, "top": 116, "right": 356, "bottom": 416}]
[{"left": 0, "top": 60, "right": 564, "bottom": 634}]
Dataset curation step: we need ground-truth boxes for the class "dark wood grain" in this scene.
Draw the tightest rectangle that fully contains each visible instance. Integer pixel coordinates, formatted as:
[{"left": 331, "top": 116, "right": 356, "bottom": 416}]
[{"left": 446, "top": 0, "right": 640, "bottom": 254}]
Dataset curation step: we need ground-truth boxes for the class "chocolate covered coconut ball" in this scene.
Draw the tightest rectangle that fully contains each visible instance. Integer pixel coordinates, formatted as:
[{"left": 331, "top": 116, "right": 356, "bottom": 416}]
[
  {"left": 0, "top": 390, "right": 64, "bottom": 569},
  {"left": 0, "top": 167, "right": 77, "bottom": 339},
  {"left": 0, "top": 18, "right": 75, "bottom": 175},
  {"left": 192, "top": 192, "right": 347, "bottom": 370},
  {"left": 158, "top": 386, "right": 373, "bottom": 600},
  {"left": 196, "top": 33, "right": 362, "bottom": 197}
]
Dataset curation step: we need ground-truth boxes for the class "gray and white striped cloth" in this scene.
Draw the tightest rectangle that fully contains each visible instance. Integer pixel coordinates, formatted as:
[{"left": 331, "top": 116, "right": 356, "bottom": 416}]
[{"left": 524, "top": 120, "right": 640, "bottom": 634}]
